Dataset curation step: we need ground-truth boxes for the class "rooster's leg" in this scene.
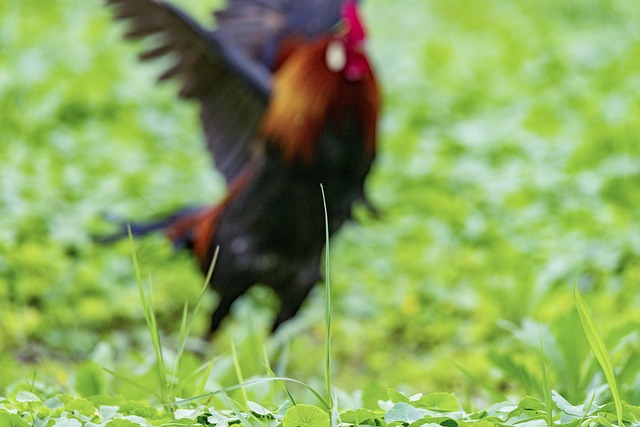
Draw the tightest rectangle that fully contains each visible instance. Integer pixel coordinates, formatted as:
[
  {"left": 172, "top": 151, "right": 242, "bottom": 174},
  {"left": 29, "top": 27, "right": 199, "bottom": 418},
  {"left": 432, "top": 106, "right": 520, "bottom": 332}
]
[{"left": 271, "top": 258, "right": 321, "bottom": 332}]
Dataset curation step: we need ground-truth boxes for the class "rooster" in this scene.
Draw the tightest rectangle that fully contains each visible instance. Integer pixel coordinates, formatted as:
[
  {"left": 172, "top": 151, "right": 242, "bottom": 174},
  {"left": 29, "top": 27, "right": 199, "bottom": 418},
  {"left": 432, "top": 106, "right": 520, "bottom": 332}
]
[{"left": 105, "top": 0, "right": 380, "bottom": 336}]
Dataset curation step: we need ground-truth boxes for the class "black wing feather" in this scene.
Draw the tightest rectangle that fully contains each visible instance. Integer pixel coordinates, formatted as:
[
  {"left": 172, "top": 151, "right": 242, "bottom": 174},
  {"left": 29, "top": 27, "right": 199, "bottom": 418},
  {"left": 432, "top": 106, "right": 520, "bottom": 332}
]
[
  {"left": 106, "top": 0, "right": 271, "bottom": 184},
  {"left": 215, "top": 0, "right": 352, "bottom": 68}
]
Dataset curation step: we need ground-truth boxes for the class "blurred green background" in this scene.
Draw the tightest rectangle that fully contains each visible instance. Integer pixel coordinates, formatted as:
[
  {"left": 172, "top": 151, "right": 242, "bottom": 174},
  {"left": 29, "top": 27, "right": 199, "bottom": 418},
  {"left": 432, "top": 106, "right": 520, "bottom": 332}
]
[{"left": 2, "top": 0, "right": 640, "bottom": 408}]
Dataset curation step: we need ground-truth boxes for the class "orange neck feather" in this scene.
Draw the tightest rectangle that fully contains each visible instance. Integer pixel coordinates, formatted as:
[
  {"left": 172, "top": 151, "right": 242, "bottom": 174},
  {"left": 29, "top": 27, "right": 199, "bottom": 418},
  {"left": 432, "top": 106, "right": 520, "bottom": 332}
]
[{"left": 260, "top": 37, "right": 379, "bottom": 164}]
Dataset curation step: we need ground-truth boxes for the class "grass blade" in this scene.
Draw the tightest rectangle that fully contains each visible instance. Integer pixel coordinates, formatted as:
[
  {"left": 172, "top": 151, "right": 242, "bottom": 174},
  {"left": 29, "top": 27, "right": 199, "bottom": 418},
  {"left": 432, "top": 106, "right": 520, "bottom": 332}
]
[
  {"left": 174, "top": 377, "right": 331, "bottom": 410},
  {"left": 103, "top": 368, "right": 163, "bottom": 401},
  {"left": 175, "top": 247, "right": 219, "bottom": 393},
  {"left": 263, "top": 352, "right": 297, "bottom": 406},
  {"left": 539, "top": 325, "right": 554, "bottom": 427},
  {"left": 451, "top": 362, "right": 507, "bottom": 403},
  {"left": 221, "top": 393, "right": 254, "bottom": 427},
  {"left": 262, "top": 345, "right": 297, "bottom": 405},
  {"left": 179, "top": 246, "right": 219, "bottom": 348},
  {"left": 128, "top": 225, "right": 168, "bottom": 404},
  {"left": 231, "top": 339, "right": 249, "bottom": 405},
  {"left": 193, "top": 357, "right": 216, "bottom": 397},
  {"left": 574, "top": 284, "right": 623, "bottom": 427},
  {"left": 320, "top": 184, "right": 333, "bottom": 410}
]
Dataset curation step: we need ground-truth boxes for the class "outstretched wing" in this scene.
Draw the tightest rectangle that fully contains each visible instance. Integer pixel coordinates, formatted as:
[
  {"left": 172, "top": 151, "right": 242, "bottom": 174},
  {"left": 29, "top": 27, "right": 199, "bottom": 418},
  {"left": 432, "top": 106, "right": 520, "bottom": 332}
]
[
  {"left": 214, "top": 0, "right": 354, "bottom": 68},
  {"left": 107, "top": 0, "right": 271, "bottom": 184}
]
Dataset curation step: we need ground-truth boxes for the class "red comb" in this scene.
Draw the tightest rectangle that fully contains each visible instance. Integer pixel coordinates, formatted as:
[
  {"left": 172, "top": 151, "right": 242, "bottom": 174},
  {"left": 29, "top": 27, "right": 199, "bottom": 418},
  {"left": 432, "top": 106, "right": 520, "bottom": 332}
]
[{"left": 342, "top": 1, "right": 366, "bottom": 44}]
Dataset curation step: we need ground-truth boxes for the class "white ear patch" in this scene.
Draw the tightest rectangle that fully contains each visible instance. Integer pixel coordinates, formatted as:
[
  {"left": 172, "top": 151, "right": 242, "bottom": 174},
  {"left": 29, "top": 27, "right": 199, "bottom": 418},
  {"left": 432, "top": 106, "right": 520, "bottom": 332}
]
[{"left": 326, "top": 40, "right": 347, "bottom": 72}]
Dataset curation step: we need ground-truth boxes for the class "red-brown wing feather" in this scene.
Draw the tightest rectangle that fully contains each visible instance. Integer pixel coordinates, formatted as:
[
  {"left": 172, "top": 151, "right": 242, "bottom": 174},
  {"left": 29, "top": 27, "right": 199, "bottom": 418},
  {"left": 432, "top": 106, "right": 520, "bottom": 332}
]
[
  {"left": 165, "top": 164, "right": 257, "bottom": 268},
  {"left": 106, "top": 0, "right": 271, "bottom": 184}
]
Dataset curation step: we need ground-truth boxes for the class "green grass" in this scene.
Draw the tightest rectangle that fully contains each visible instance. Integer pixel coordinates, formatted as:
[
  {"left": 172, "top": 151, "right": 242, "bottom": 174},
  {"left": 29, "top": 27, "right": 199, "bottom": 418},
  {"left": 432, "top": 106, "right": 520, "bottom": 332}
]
[
  {"left": 2, "top": 0, "right": 640, "bottom": 422},
  {"left": 2, "top": 243, "right": 638, "bottom": 425}
]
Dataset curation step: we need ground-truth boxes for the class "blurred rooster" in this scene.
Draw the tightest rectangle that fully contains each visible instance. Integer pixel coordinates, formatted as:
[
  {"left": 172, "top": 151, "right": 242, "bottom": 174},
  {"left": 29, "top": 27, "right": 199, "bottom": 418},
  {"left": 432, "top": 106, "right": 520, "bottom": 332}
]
[{"left": 105, "top": 0, "right": 380, "bottom": 336}]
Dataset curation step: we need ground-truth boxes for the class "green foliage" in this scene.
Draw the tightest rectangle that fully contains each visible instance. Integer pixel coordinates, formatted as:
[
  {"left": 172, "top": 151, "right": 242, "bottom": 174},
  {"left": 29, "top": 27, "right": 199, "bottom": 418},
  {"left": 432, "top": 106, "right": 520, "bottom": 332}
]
[
  {"left": 74, "top": 361, "right": 107, "bottom": 397},
  {"left": 0, "top": 412, "right": 30, "bottom": 427},
  {"left": 2, "top": 0, "right": 640, "bottom": 417},
  {"left": 283, "top": 404, "right": 329, "bottom": 427},
  {"left": 2, "top": 386, "right": 640, "bottom": 427}
]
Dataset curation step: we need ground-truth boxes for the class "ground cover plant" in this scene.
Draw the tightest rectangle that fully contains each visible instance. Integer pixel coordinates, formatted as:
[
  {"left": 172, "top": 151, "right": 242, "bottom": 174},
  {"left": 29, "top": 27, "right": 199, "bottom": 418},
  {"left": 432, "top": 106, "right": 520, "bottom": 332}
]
[{"left": 2, "top": 0, "right": 640, "bottom": 424}]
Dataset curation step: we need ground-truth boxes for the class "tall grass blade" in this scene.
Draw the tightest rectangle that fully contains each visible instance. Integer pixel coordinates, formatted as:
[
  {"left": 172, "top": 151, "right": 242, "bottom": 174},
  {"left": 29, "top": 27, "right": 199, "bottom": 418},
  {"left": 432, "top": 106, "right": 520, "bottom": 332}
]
[
  {"left": 222, "top": 393, "right": 253, "bottom": 427},
  {"left": 264, "top": 364, "right": 297, "bottom": 405},
  {"left": 194, "top": 357, "right": 216, "bottom": 397},
  {"left": 538, "top": 325, "right": 553, "bottom": 427},
  {"left": 175, "top": 301, "right": 190, "bottom": 393},
  {"left": 262, "top": 345, "right": 297, "bottom": 405},
  {"left": 128, "top": 225, "right": 169, "bottom": 404},
  {"left": 574, "top": 284, "right": 623, "bottom": 427},
  {"left": 178, "top": 302, "right": 189, "bottom": 348},
  {"left": 179, "top": 247, "right": 219, "bottom": 347},
  {"left": 231, "top": 339, "right": 249, "bottom": 405},
  {"left": 320, "top": 184, "right": 333, "bottom": 410},
  {"left": 175, "top": 247, "right": 219, "bottom": 393}
]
